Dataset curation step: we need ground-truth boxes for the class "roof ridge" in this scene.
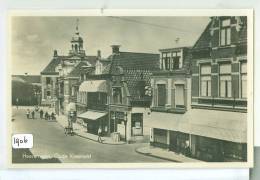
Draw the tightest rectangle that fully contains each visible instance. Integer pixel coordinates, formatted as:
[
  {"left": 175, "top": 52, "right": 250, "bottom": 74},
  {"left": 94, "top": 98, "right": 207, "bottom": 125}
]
[{"left": 119, "top": 51, "right": 159, "bottom": 55}]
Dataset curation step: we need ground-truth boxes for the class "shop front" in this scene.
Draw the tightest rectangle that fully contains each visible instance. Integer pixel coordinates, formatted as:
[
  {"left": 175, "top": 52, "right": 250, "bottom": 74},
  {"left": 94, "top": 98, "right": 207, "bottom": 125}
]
[
  {"left": 110, "top": 111, "right": 127, "bottom": 140},
  {"left": 77, "top": 110, "right": 108, "bottom": 135}
]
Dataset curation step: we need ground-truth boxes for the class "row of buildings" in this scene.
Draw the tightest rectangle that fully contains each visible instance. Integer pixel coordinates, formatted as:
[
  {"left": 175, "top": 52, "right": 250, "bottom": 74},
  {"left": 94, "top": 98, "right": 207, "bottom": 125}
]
[{"left": 41, "top": 16, "right": 248, "bottom": 162}]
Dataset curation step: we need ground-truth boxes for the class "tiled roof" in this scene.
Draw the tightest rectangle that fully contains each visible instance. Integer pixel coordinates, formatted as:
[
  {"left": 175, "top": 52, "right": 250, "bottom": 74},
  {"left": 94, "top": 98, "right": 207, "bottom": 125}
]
[
  {"left": 124, "top": 69, "right": 152, "bottom": 101},
  {"left": 67, "top": 61, "right": 94, "bottom": 77},
  {"left": 12, "top": 75, "right": 41, "bottom": 84},
  {"left": 112, "top": 52, "right": 159, "bottom": 71},
  {"left": 109, "top": 51, "right": 159, "bottom": 101}
]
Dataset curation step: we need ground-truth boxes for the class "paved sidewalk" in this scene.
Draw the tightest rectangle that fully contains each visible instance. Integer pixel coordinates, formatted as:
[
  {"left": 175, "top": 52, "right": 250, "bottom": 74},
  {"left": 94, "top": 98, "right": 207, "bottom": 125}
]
[
  {"left": 136, "top": 146, "right": 204, "bottom": 163},
  {"left": 56, "top": 114, "right": 126, "bottom": 145}
]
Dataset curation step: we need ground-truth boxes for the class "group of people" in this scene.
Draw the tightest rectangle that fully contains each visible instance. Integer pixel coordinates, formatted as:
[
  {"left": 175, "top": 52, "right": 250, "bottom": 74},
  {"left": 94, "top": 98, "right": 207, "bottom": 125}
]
[{"left": 26, "top": 106, "right": 56, "bottom": 121}]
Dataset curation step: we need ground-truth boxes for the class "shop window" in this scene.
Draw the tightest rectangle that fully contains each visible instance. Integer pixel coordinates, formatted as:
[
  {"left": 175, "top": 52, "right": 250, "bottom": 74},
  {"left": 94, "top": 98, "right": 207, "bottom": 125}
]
[
  {"left": 157, "top": 84, "right": 166, "bottom": 106},
  {"left": 240, "top": 62, "right": 247, "bottom": 98},
  {"left": 153, "top": 128, "right": 167, "bottom": 145},
  {"left": 219, "top": 63, "right": 232, "bottom": 98},
  {"left": 200, "top": 64, "right": 211, "bottom": 97},
  {"left": 112, "top": 87, "right": 122, "bottom": 104},
  {"left": 220, "top": 19, "right": 231, "bottom": 46}
]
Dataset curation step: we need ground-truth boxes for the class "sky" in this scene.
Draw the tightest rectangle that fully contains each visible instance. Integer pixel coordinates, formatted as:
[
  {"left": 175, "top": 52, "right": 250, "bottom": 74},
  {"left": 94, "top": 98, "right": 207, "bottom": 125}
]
[{"left": 11, "top": 16, "right": 210, "bottom": 75}]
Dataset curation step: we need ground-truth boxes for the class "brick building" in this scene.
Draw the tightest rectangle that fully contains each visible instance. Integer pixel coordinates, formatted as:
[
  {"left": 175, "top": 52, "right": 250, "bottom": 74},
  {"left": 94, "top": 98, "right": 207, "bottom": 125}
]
[
  {"left": 149, "top": 16, "right": 247, "bottom": 162},
  {"left": 149, "top": 46, "right": 192, "bottom": 155}
]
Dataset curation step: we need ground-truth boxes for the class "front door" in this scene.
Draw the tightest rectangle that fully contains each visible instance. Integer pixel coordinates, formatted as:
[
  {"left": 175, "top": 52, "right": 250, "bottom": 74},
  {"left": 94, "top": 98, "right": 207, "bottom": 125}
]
[{"left": 131, "top": 113, "right": 143, "bottom": 136}]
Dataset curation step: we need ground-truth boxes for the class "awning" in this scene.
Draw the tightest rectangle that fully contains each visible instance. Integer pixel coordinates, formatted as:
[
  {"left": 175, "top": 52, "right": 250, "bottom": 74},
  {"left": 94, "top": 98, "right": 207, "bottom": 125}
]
[
  {"left": 79, "top": 80, "right": 107, "bottom": 92},
  {"left": 77, "top": 110, "right": 107, "bottom": 121}
]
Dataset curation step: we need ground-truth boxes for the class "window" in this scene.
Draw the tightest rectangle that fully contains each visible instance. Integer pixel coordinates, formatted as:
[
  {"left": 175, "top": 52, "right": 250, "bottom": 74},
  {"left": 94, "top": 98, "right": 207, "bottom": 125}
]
[
  {"left": 172, "top": 56, "right": 180, "bottom": 70},
  {"left": 162, "top": 51, "right": 182, "bottom": 70},
  {"left": 219, "top": 63, "right": 232, "bottom": 98},
  {"left": 46, "top": 90, "right": 51, "bottom": 98},
  {"left": 112, "top": 87, "right": 122, "bottom": 104},
  {"left": 157, "top": 84, "right": 166, "bottom": 106},
  {"left": 46, "top": 77, "right": 51, "bottom": 85},
  {"left": 200, "top": 64, "right": 211, "bottom": 97},
  {"left": 220, "top": 19, "right": 231, "bottom": 46},
  {"left": 175, "top": 84, "right": 185, "bottom": 108},
  {"left": 241, "top": 62, "right": 247, "bottom": 98}
]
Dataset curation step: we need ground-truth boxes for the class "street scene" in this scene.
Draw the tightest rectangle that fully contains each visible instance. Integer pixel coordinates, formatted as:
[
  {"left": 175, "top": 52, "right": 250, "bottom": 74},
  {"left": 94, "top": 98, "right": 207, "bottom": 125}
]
[
  {"left": 12, "top": 107, "right": 168, "bottom": 163},
  {"left": 11, "top": 15, "right": 250, "bottom": 164}
]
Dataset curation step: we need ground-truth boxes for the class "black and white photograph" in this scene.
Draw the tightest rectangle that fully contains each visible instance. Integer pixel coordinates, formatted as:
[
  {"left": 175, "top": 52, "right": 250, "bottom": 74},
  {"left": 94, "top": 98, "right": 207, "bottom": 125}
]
[{"left": 8, "top": 10, "right": 253, "bottom": 168}]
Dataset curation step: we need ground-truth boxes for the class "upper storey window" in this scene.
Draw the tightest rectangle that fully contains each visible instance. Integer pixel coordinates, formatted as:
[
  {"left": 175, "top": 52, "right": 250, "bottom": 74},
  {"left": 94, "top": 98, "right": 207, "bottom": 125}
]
[
  {"left": 162, "top": 51, "right": 182, "bottom": 70},
  {"left": 220, "top": 19, "right": 231, "bottom": 46},
  {"left": 200, "top": 64, "right": 211, "bottom": 97}
]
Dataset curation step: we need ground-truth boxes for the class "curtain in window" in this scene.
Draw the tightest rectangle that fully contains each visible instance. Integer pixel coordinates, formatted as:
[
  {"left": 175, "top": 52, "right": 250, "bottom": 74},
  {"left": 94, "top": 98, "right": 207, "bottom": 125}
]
[
  {"left": 220, "top": 75, "right": 232, "bottom": 98},
  {"left": 200, "top": 76, "right": 211, "bottom": 97},
  {"left": 175, "top": 84, "right": 184, "bottom": 106}
]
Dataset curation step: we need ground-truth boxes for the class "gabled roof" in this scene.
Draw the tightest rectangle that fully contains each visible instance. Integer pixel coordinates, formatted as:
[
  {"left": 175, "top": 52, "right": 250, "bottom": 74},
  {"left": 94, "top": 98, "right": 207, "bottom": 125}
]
[
  {"left": 67, "top": 61, "right": 94, "bottom": 78},
  {"left": 192, "top": 21, "right": 212, "bottom": 50},
  {"left": 41, "top": 58, "right": 61, "bottom": 75},
  {"left": 193, "top": 16, "right": 248, "bottom": 50},
  {"left": 86, "top": 56, "right": 97, "bottom": 66},
  {"left": 41, "top": 55, "right": 97, "bottom": 75}
]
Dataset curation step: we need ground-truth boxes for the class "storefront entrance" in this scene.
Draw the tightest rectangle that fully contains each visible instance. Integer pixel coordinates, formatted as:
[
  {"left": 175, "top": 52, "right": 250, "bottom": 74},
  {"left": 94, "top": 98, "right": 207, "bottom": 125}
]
[
  {"left": 169, "top": 131, "right": 189, "bottom": 155},
  {"left": 131, "top": 113, "right": 143, "bottom": 136}
]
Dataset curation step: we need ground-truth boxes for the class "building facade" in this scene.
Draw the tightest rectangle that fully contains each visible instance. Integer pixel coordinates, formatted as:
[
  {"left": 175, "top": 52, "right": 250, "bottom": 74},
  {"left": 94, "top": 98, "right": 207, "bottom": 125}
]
[
  {"left": 149, "top": 46, "right": 192, "bottom": 154},
  {"left": 40, "top": 23, "right": 96, "bottom": 114},
  {"left": 76, "top": 45, "right": 160, "bottom": 142},
  {"left": 149, "top": 16, "right": 247, "bottom": 162}
]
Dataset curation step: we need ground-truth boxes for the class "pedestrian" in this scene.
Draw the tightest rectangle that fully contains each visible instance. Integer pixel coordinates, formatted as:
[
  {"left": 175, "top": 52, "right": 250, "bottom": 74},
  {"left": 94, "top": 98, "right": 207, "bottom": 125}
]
[
  {"left": 40, "top": 109, "right": 43, "bottom": 119},
  {"left": 31, "top": 110, "right": 35, "bottom": 119},
  {"left": 51, "top": 112, "right": 55, "bottom": 121},
  {"left": 45, "top": 112, "right": 49, "bottom": 120},
  {"left": 97, "top": 127, "right": 102, "bottom": 143},
  {"left": 26, "top": 109, "right": 30, "bottom": 119}
]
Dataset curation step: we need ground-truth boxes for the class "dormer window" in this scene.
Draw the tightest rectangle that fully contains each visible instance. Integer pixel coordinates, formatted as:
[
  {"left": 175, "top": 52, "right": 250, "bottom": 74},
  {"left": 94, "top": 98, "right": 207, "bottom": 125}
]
[
  {"left": 161, "top": 50, "right": 182, "bottom": 70},
  {"left": 220, "top": 19, "right": 231, "bottom": 46}
]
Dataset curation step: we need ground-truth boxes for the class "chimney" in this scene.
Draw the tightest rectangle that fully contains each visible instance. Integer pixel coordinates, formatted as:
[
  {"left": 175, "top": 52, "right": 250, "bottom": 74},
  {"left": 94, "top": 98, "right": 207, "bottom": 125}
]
[
  {"left": 53, "top": 50, "right": 58, "bottom": 57},
  {"left": 111, "top": 45, "right": 120, "bottom": 54},
  {"left": 97, "top": 50, "right": 101, "bottom": 59}
]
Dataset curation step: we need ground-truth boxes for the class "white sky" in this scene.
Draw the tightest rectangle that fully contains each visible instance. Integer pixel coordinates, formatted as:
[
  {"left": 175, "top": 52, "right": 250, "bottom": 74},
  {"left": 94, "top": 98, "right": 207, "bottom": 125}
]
[{"left": 11, "top": 16, "right": 210, "bottom": 75}]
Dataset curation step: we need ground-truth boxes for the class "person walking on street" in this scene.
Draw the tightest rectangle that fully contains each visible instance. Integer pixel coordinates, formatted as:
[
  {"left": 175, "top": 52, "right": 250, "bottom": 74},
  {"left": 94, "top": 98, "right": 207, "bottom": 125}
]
[
  {"left": 45, "top": 112, "right": 49, "bottom": 120},
  {"left": 31, "top": 110, "right": 35, "bottom": 119},
  {"left": 40, "top": 109, "right": 43, "bottom": 119},
  {"left": 98, "top": 127, "right": 102, "bottom": 143},
  {"left": 26, "top": 109, "right": 30, "bottom": 119}
]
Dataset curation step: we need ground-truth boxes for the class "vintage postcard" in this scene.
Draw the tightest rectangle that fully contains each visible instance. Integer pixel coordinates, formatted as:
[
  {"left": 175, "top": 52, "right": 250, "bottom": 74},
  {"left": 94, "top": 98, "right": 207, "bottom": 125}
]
[{"left": 7, "top": 9, "right": 254, "bottom": 168}]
